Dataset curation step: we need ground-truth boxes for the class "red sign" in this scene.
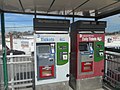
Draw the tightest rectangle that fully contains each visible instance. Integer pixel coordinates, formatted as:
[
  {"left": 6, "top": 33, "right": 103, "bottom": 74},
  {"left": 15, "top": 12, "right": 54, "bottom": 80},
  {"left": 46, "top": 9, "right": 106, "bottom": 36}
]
[{"left": 79, "top": 34, "right": 104, "bottom": 42}]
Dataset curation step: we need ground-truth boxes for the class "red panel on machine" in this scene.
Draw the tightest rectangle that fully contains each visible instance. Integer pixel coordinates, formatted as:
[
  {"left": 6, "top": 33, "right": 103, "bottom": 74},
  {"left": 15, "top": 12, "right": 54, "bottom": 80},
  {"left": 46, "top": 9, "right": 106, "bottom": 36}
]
[
  {"left": 81, "top": 62, "right": 93, "bottom": 72},
  {"left": 39, "top": 65, "right": 54, "bottom": 78}
]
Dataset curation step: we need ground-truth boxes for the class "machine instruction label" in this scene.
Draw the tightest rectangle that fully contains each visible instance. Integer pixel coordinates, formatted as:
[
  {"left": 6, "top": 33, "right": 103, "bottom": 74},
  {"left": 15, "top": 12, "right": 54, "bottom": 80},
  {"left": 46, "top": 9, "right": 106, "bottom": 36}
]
[{"left": 36, "top": 34, "right": 69, "bottom": 42}]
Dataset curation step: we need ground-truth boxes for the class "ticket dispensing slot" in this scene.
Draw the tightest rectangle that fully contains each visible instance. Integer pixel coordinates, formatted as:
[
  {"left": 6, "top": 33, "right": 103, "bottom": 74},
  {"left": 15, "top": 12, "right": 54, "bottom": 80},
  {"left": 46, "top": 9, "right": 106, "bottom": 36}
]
[
  {"left": 81, "top": 62, "right": 93, "bottom": 72},
  {"left": 39, "top": 65, "right": 54, "bottom": 78},
  {"left": 36, "top": 43, "right": 55, "bottom": 80},
  {"left": 79, "top": 42, "right": 94, "bottom": 73}
]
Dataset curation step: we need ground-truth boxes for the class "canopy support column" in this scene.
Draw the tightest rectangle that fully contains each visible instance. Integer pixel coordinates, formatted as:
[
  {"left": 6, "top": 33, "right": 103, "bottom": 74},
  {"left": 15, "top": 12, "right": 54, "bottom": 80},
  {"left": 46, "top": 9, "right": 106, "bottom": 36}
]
[{"left": 1, "top": 12, "right": 8, "bottom": 90}]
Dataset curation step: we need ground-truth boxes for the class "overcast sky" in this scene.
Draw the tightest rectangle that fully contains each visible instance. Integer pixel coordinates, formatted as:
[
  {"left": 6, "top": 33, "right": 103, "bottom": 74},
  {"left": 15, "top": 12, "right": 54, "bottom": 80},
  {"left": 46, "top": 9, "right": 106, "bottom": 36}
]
[
  {"left": 0, "top": 13, "right": 120, "bottom": 32},
  {"left": 101, "top": 14, "right": 120, "bottom": 32}
]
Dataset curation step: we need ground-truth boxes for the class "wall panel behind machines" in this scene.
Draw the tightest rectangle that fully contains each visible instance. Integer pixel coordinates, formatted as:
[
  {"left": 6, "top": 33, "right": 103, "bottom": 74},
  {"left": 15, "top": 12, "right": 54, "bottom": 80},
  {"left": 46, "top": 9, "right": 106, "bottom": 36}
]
[{"left": 34, "top": 18, "right": 70, "bottom": 90}]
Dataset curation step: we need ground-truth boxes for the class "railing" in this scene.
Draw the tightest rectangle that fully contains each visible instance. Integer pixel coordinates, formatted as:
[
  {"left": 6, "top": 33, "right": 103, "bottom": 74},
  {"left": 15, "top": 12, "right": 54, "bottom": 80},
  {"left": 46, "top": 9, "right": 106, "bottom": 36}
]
[
  {"left": 0, "top": 55, "right": 34, "bottom": 90},
  {"left": 104, "top": 51, "right": 120, "bottom": 89}
]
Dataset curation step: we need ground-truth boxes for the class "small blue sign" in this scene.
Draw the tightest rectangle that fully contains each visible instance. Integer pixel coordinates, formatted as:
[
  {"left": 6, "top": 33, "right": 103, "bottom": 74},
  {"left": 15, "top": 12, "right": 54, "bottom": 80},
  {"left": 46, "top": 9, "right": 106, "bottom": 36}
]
[
  {"left": 41, "top": 37, "right": 54, "bottom": 41},
  {"left": 60, "top": 38, "right": 65, "bottom": 41}
]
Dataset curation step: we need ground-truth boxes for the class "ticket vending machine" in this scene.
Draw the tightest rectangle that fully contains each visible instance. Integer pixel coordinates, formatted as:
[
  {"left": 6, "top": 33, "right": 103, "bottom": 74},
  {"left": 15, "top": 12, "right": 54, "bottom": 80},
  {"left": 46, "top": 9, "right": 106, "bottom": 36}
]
[
  {"left": 70, "top": 20, "right": 106, "bottom": 90},
  {"left": 34, "top": 18, "right": 70, "bottom": 90}
]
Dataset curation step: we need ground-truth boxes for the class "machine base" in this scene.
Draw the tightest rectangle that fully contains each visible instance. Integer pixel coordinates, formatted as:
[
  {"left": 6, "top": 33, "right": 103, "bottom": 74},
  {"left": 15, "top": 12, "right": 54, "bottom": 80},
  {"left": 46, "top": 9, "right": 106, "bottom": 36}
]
[
  {"left": 35, "top": 77, "right": 103, "bottom": 90},
  {"left": 76, "top": 76, "right": 103, "bottom": 90},
  {"left": 36, "top": 81, "right": 70, "bottom": 90}
]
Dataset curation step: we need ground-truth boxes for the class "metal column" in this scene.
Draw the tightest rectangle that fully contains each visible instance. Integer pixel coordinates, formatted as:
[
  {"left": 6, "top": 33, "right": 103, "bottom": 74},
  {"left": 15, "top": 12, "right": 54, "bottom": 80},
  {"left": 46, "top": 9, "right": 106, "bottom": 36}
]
[
  {"left": 72, "top": 10, "right": 75, "bottom": 23},
  {"left": 1, "top": 12, "right": 8, "bottom": 90}
]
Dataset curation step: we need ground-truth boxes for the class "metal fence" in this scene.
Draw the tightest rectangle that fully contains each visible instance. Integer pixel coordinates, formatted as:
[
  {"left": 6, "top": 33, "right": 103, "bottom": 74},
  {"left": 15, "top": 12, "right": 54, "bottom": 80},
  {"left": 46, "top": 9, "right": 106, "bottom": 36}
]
[
  {"left": 0, "top": 55, "right": 34, "bottom": 90},
  {"left": 104, "top": 51, "right": 120, "bottom": 89}
]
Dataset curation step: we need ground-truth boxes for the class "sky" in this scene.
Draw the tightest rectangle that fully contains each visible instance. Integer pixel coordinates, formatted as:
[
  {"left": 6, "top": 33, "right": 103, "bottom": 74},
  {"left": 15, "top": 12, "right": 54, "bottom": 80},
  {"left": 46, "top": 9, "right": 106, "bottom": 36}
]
[
  {"left": 5, "top": 13, "right": 34, "bottom": 32},
  {"left": 101, "top": 14, "right": 120, "bottom": 32},
  {"left": 0, "top": 13, "right": 120, "bottom": 32},
  {"left": 3, "top": 13, "right": 69, "bottom": 32}
]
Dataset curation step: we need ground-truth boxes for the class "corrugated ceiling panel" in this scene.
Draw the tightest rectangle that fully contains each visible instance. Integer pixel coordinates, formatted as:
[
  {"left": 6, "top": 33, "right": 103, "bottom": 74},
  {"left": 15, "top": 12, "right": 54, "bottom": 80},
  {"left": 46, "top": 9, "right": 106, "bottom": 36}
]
[
  {"left": 20, "top": 0, "right": 34, "bottom": 12},
  {"left": 77, "top": 0, "right": 117, "bottom": 11},
  {"left": 0, "top": 0, "right": 3, "bottom": 10},
  {"left": 0, "top": 0, "right": 120, "bottom": 17},
  {"left": 3, "top": 0, "right": 23, "bottom": 12},
  {"left": 98, "top": 1, "right": 120, "bottom": 14},
  {"left": 49, "top": 0, "right": 86, "bottom": 11},
  {"left": 35, "top": 0, "right": 53, "bottom": 11}
]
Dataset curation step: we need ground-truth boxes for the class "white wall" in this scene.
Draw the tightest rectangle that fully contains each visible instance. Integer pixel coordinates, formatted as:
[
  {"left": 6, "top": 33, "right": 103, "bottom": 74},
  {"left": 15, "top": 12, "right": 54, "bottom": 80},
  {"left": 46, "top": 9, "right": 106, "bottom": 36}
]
[
  {"left": 105, "top": 35, "right": 120, "bottom": 47},
  {"left": 13, "top": 38, "right": 34, "bottom": 55}
]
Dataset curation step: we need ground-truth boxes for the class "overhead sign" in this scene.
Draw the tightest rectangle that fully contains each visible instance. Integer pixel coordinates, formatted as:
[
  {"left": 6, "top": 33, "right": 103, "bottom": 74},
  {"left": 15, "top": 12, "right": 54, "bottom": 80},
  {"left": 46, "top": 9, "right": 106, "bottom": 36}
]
[{"left": 34, "top": 18, "right": 70, "bottom": 31}]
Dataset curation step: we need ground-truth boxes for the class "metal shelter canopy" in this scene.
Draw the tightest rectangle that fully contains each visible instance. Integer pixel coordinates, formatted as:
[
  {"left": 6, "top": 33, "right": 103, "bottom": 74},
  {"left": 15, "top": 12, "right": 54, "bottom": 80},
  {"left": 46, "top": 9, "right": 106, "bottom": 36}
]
[{"left": 0, "top": 0, "right": 120, "bottom": 19}]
